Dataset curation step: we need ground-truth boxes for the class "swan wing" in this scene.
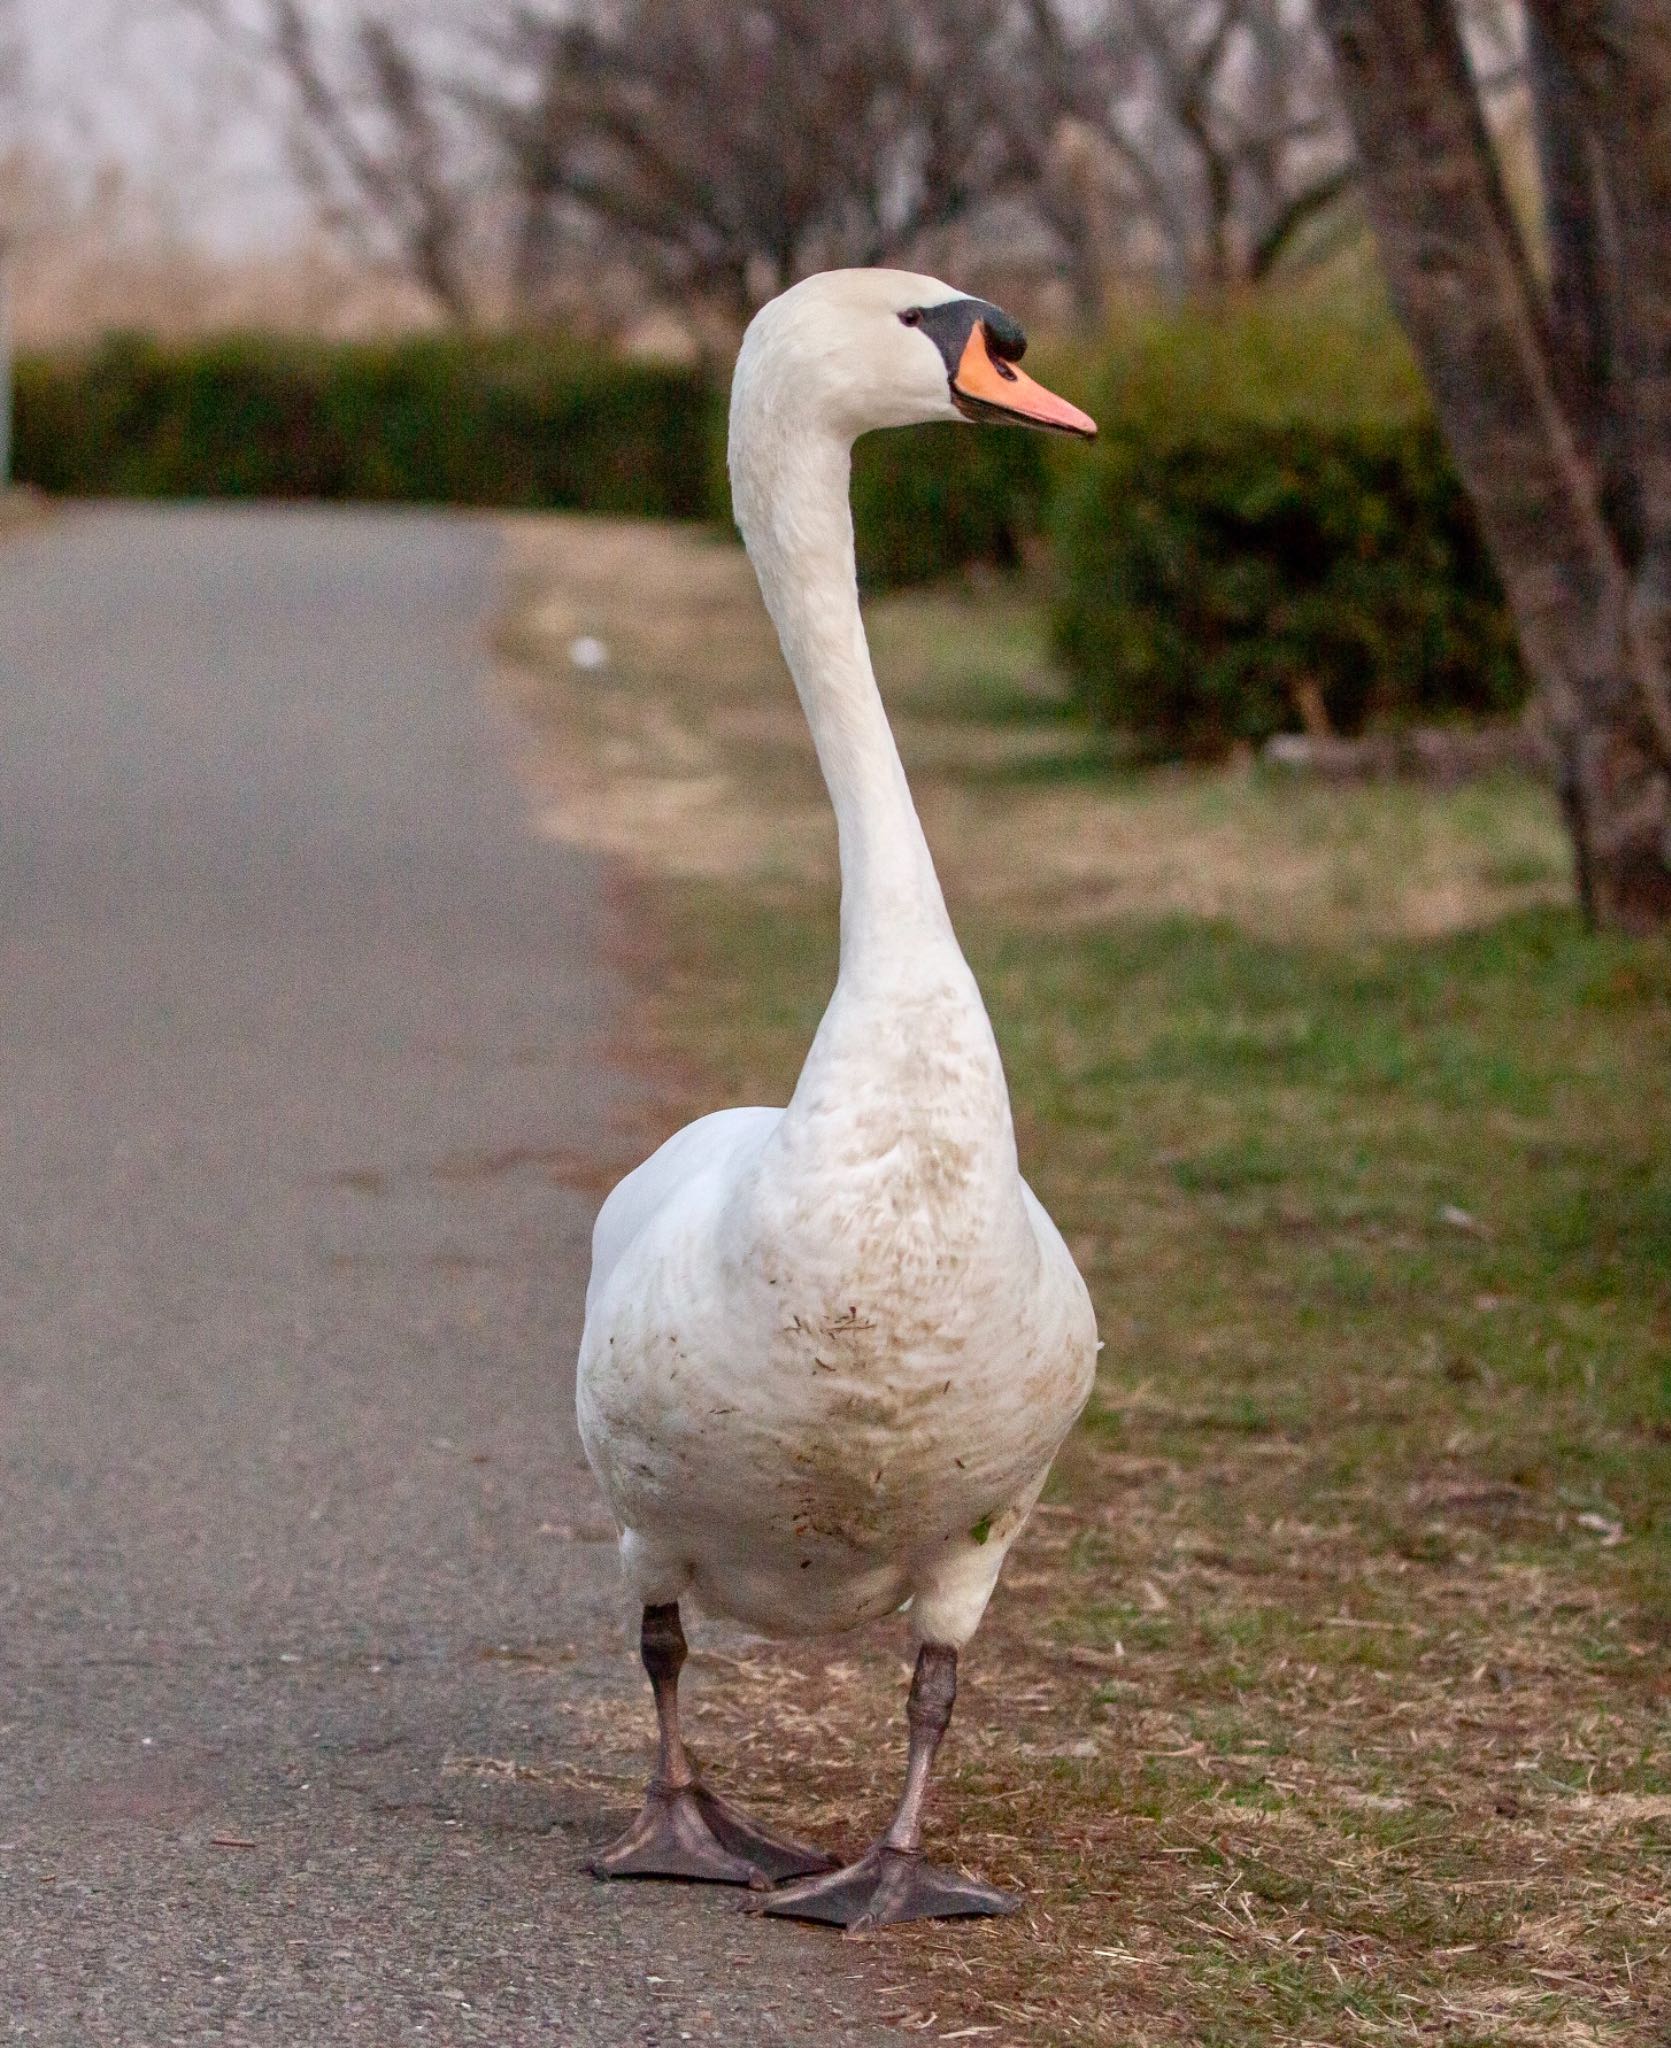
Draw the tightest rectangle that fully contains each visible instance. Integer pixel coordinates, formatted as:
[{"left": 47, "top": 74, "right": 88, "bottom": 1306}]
[
  {"left": 585, "top": 1104, "right": 782, "bottom": 1315},
  {"left": 1021, "top": 1174, "right": 1100, "bottom": 1390}
]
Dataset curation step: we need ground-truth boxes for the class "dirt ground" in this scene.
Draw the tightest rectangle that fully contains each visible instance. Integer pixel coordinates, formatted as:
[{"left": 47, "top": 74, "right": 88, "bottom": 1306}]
[{"left": 495, "top": 515, "right": 1570, "bottom": 945}]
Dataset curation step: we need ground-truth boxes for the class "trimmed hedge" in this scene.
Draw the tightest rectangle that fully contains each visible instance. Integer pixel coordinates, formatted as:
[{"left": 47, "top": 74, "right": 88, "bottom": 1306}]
[
  {"left": 1053, "top": 415, "right": 1527, "bottom": 752},
  {"left": 850, "top": 423, "right": 1049, "bottom": 589},
  {"left": 16, "top": 314, "right": 1534, "bottom": 747},
  {"left": 1050, "top": 309, "right": 1528, "bottom": 754},
  {"left": 17, "top": 330, "right": 1049, "bottom": 590},
  {"left": 14, "top": 331, "right": 716, "bottom": 518}
]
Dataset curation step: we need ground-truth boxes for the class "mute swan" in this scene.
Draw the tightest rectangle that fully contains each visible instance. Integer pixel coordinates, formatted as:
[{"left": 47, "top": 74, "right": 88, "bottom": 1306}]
[{"left": 578, "top": 268, "right": 1099, "bottom": 1929}]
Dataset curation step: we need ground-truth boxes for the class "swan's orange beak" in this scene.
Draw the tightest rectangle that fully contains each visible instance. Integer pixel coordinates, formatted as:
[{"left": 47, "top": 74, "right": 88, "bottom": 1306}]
[{"left": 951, "top": 324, "right": 1097, "bottom": 439}]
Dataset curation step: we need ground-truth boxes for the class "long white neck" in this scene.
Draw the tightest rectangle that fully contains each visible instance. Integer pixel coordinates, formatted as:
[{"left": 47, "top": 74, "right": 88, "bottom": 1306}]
[{"left": 730, "top": 410, "right": 959, "bottom": 982}]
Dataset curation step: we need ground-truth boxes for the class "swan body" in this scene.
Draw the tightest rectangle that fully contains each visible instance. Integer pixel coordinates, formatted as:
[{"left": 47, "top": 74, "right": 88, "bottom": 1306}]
[
  {"left": 578, "top": 269, "right": 1097, "bottom": 1653},
  {"left": 582, "top": 1055, "right": 1091, "bottom": 1647}
]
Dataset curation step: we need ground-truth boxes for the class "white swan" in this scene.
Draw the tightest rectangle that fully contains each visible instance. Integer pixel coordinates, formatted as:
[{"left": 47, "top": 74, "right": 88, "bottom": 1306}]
[{"left": 577, "top": 268, "right": 1099, "bottom": 1929}]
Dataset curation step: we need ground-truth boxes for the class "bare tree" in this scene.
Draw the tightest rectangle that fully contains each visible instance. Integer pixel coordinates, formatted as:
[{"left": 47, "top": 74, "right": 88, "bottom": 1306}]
[
  {"left": 178, "top": 0, "right": 1365, "bottom": 325},
  {"left": 1532, "top": 4, "right": 1671, "bottom": 721},
  {"left": 484, "top": 0, "right": 1358, "bottom": 326},
  {"left": 1314, "top": 0, "right": 1671, "bottom": 930},
  {"left": 1120, "top": 0, "right": 1352, "bottom": 285},
  {"left": 1007, "top": 0, "right": 1353, "bottom": 304},
  {"left": 482, "top": 0, "right": 1040, "bottom": 323},
  {"left": 183, "top": 0, "right": 486, "bottom": 322}
]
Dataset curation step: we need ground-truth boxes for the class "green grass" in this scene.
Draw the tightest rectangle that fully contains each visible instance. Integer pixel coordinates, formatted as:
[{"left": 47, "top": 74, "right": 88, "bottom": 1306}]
[
  {"left": 509, "top": 520, "right": 1669, "bottom": 2044},
  {"left": 668, "top": 889, "right": 1671, "bottom": 1582},
  {"left": 655, "top": 881, "right": 1671, "bottom": 2042}
]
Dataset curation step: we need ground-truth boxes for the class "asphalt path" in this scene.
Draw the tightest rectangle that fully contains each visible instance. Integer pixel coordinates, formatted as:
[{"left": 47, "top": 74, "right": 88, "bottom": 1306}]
[{"left": 0, "top": 507, "right": 902, "bottom": 2045}]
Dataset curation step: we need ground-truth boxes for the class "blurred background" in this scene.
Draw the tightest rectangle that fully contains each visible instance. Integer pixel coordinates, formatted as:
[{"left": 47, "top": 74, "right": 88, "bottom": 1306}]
[
  {"left": 3, "top": 0, "right": 1455, "bottom": 339},
  {"left": 0, "top": 0, "right": 1543, "bottom": 778},
  {"left": 5, "top": 7, "right": 1668, "bottom": 2039}
]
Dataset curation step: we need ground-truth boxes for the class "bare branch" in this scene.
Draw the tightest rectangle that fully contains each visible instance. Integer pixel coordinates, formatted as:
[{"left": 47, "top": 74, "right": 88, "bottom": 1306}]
[
  {"left": 1249, "top": 160, "right": 1354, "bottom": 276},
  {"left": 180, "top": 0, "right": 479, "bottom": 321}
]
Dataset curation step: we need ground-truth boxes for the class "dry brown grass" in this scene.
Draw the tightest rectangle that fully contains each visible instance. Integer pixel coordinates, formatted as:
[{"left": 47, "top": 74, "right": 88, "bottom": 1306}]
[
  {"left": 669, "top": 1491, "right": 1667, "bottom": 2047},
  {"left": 497, "top": 513, "right": 1570, "bottom": 947},
  {"left": 455, "top": 1484, "right": 1668, "bottom": 2045},
  {"left": 10, "top": 188, "right": 439, "bottom": 347}
]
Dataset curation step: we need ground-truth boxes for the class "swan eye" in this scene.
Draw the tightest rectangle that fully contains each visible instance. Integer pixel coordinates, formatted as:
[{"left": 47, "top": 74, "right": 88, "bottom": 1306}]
[{"left": 898, "top": 308, "right": 923, "bottom": 328}]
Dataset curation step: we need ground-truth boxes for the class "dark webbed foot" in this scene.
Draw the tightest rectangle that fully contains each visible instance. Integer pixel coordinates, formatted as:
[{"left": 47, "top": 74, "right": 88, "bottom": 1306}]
[
  {"left": 589, "top": 1603, "right": 835, "bottom": 1889},
  {"left": 592, "top": 1776, "right": 837, "bottom": 1888},
  {"left": 755, "top": 1641, "right": 1018, "bottom": 1931},
  {"left": 753, "top": 1842, "right": 1018, "bottom": 1929}
]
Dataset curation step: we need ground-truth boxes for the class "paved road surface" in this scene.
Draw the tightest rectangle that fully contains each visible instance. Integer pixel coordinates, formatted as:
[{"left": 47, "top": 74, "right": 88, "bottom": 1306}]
[{"left": 0, "top": 507, "right": 901, "bottom": 2045}]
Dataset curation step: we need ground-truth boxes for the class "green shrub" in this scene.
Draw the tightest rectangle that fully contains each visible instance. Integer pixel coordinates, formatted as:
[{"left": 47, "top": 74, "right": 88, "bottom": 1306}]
[
  {"left": 849, "top": 422, "right": 1050, "bottom": 589},
  {"left": 16, "top": 308, "right": 1537, "bottom": 714},
  {"left": 14, "top": 331, "right": 717, "bottom": 518},
  {"left": 18, "top": 330, "right": 1049, "bottom": 587},
  {"left": 1051, "top": 307, "right": 1528, "bottom": 755}
]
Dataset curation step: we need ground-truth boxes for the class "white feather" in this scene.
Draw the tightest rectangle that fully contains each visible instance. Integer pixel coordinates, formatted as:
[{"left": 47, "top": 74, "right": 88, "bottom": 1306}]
[{"left": 577, "top": 270, "right": 1097, "bottom": 1652}]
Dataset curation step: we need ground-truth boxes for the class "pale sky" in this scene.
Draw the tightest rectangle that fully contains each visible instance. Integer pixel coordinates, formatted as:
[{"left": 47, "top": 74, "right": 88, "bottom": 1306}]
[{"left": 16, "top": 0, "right": 306, "bottom": 247}]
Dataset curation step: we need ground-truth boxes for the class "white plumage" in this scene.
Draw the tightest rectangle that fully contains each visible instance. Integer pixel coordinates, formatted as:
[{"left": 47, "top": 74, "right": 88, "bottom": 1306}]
[{"left": 577, "top": 269, "right": 1099, "bottom": 1927}]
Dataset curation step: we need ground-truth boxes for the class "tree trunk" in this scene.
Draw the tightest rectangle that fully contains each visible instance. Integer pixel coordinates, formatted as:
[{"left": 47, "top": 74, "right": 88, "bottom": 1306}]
[
  {"left": 1525, "top": 14, "right": 1617, "bottom": 463},
  {"left": 1530, "top": 0, "right": 1671, "bottom": 752},
  {"left": 1314, "top": 0, "right": 1671, "bottom": 930}
]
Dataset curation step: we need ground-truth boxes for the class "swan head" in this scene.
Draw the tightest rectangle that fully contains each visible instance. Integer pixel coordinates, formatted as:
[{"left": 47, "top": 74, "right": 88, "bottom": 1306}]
[{"left": 730, "top": 268, "right": 1097, "bottom": 450}]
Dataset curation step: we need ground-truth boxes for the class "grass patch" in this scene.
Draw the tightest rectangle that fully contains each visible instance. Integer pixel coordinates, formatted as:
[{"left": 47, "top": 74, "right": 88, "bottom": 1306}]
[
  {"left": 503, "top": 515, "right": 1670, "bottom": 2046},
  {"left": 651, "top": 878, "right": 1670, "bottom": 2047}
]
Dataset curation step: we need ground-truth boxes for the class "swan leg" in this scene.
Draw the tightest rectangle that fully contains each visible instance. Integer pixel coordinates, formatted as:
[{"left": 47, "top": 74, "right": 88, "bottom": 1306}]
[
  {"left": 591, "top": 1602, "right": 836, "bottom": 1888},
  {"left": 754, "top": 1643, "right": 1019, "bottom": 1930}
]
